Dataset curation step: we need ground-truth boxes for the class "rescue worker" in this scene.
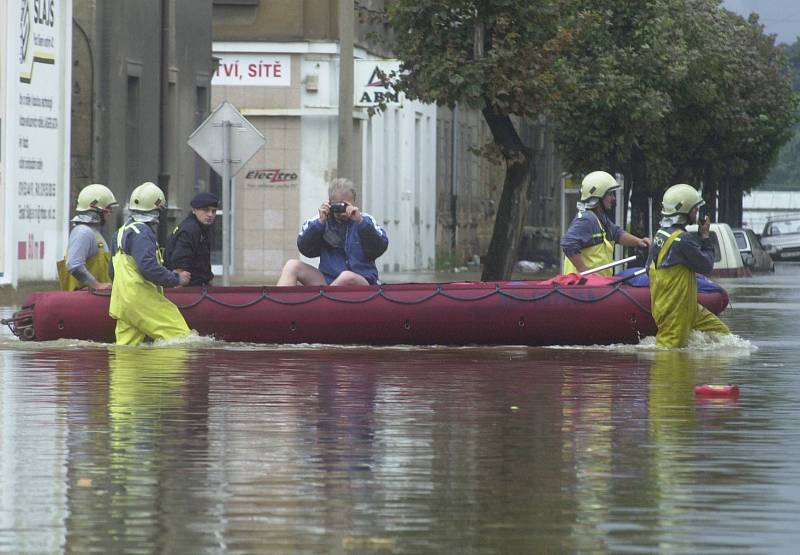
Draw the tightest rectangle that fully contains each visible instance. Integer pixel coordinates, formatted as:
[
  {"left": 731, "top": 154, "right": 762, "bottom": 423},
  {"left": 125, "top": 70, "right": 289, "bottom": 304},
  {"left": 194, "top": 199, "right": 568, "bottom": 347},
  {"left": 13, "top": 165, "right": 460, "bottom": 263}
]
[
  {"left": 109, "top": 182, "right": 192, "bottom": 345},
  {"left": 277, "top": 177, "right": 389, "bottom": 286},
  {"left": 58, "top": 183, "right": 118, "bottom": 290},
  {"left": 648, "top": 184, "right": 730, "bottom": 348},
  {"left": 165, "top": 191, "right": 218, "bottom": 286},
  {"left": 561, "top": 171, "right": 651, "bottom": 276}
]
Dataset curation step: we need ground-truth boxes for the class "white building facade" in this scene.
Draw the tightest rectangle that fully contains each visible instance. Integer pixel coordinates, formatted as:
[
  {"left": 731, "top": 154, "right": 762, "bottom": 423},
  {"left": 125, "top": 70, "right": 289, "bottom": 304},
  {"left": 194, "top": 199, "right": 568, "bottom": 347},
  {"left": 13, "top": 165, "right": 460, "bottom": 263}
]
[{"left": 211, "top": 42, "right": 436, "bottom": 283}]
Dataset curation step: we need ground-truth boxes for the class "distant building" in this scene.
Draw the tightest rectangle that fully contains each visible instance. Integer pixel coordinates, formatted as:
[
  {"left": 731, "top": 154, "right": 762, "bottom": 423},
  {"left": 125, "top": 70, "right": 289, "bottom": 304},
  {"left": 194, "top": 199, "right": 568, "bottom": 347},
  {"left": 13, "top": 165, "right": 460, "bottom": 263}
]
[{"left": 743, "top": 191, "right": 800, "bottom": 232}]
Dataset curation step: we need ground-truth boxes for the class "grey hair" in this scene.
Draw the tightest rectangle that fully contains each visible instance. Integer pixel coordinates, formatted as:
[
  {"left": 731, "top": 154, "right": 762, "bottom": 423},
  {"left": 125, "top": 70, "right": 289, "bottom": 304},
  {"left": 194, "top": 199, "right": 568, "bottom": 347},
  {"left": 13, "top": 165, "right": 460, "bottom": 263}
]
[{"left": 328, "top": 178, "right": 356, "bottom": 201}]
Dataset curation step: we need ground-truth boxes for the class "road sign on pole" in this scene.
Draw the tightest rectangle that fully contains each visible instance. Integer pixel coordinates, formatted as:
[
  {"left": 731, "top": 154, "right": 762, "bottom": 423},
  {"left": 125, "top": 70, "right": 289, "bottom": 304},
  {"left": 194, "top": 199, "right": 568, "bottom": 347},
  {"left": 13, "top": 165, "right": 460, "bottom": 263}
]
[{"left": 188, "top": 101, "right": 265, "bottom": 285}]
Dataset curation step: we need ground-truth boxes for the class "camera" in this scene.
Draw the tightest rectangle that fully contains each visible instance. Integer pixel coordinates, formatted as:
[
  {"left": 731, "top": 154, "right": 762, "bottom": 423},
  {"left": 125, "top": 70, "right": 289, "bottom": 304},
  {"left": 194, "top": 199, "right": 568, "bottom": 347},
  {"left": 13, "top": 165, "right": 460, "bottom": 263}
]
[{"left": 330, "top": 202, "right": 347, "bottom": 215}]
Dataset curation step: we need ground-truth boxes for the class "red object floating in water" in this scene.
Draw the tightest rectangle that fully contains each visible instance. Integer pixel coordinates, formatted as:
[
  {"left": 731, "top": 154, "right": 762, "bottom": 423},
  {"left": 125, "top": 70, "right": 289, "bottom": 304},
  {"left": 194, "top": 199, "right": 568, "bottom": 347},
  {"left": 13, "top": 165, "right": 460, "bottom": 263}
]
[{"left": 694, "top": 384, "right": 740, "bottom": 398}]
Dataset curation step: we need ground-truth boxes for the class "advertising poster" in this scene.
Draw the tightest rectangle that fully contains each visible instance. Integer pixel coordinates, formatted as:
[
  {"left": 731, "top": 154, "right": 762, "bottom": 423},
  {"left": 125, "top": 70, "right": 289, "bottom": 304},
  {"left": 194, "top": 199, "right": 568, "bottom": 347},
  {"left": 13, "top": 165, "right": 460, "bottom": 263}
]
[
  {"left": 0, "top": 1, "right": 7, "bottom": 282},
  {"left": 2, "top": 0, "right": 71, "bottom": 285}
]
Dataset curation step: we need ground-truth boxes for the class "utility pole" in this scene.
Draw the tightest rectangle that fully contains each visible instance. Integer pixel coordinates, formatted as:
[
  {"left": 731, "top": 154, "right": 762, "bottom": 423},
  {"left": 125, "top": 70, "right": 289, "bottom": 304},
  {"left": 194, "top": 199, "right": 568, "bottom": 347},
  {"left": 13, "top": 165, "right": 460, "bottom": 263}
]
[{"left": 337, "top": 0, "right": 354, "bottom": 179}]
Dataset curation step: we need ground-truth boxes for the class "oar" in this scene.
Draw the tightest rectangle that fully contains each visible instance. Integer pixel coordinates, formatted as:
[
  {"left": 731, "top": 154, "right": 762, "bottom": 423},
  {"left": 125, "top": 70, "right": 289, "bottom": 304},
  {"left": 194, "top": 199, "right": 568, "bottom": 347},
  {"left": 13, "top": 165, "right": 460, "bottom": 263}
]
[
  {"left": 609, "top": 267, "right": 647, "bottom": 285},
  {"left": 579, "top": 255, "right": 638, "bottom": 276}
]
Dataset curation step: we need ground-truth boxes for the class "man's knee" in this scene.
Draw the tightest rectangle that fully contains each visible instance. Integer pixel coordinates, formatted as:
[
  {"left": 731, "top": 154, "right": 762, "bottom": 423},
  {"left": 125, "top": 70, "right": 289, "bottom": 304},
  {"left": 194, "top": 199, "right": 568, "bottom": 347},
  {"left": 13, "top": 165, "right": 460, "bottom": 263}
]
[
  {"left": 332, "top": 271, "right": 369, "bottom": 286},
  {"left": 282, "top": 259, "right": 303, "bottom": 274}
]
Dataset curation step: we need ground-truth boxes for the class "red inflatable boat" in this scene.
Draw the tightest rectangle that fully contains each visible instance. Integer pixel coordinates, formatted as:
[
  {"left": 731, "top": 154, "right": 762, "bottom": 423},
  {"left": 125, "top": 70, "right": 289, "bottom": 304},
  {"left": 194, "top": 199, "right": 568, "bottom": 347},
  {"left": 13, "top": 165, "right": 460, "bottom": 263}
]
[{"left": 2, "top": 272, "right": 729, "bottom": 346}]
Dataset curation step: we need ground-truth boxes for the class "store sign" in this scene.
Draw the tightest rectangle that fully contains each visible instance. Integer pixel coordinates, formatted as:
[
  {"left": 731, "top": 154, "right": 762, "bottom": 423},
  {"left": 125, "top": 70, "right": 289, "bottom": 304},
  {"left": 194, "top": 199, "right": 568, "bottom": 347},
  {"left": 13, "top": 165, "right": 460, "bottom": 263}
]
[
  {"left": 355, "top": 59, "right": 401, "bottom": 106},
  {"left": 244, "top": 168, "right": 298, "bottom": 188},
  {"left": 1, "top": 0, "right": 71, "bottom": 284},
  {"left": 212, "top": 53, "right": 291, "bottom": 87}
]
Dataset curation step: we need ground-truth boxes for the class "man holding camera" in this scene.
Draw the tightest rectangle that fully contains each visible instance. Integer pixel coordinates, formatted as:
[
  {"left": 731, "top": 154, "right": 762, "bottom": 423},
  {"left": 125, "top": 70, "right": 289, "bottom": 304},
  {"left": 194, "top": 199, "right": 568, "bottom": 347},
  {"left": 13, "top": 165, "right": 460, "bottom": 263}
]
[{"left": 277, "top": 178, "right": 388, "bottom": 286}]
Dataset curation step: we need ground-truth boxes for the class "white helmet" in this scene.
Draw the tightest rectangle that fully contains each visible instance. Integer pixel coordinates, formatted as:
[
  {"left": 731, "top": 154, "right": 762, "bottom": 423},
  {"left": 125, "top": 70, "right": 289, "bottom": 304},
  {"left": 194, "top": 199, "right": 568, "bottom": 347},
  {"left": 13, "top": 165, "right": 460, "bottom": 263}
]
[
  {"left": 76, "top": 184, "right": 117, "bottom": 212},
  {"left": 661, "top": 184, "right": 704, "bottom": 216},
  {"left": 580, "top": 171, "right": 620, "bottom": 202},
  {"left": 129, "top": 182, "right": 166, "bottom": 212}
]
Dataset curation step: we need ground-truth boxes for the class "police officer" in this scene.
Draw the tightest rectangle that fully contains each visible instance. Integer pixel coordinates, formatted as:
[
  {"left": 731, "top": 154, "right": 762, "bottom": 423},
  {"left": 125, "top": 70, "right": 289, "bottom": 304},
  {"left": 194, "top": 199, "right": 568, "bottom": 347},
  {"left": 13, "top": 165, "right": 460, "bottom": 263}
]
[
  {"left": 165, "top": 191, "right": 218, "bottom": 286},
  {"left": 561, "top": 171, "right": 651, "bottom": 276},
  {"left": 58, "top": 184, "right": 118, "bottom": 291},
  {"left": 648, "top": 184, "right": 730, "bottom": 348},
  {"left": 109, "top": 182, "right": 192, "bottom": 345}
]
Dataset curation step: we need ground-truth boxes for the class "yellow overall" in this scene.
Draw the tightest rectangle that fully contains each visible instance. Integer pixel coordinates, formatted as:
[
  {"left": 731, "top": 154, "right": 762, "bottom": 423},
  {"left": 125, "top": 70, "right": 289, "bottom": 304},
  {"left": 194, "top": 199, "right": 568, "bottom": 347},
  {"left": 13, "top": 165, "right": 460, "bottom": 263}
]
[
  {"left": 649, "top": 229, "right": 730, "bottom": 348},
  {"left": 563, "top": 211, "right": 615, "bottom": 276},
  {"left": 57, "top": 232, "right": 111, "bottom": 291},
  {"left": 109, "top": 222, "right": 190, "bottom": 345}
]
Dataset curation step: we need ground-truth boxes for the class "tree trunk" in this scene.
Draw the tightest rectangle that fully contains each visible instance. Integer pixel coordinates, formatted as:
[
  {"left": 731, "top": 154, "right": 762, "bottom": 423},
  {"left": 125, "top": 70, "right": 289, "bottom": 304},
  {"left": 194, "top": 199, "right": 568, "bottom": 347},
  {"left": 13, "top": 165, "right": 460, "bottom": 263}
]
[
  {"left": 627, "top": 144, "right": 651, "bottom": 240},
  {"left": 480, "top": 103, "right": 533, "bottom": 281}
]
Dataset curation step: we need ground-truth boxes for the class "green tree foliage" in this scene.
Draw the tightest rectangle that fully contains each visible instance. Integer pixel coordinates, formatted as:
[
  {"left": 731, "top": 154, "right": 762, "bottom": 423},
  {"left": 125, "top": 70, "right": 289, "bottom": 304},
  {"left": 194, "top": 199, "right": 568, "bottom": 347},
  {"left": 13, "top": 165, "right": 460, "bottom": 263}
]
[
  {"left": 386, "top": 0, "right": 577, "bottom": 280},
  {"left": 668, "top": 10, "right": 796, "bottom": 220},
  {"left": 385, "top": 0, "right": 796, "bottom": 267},
  {"left": 554, "top": 1, "right": 796, "bottom": 229}
]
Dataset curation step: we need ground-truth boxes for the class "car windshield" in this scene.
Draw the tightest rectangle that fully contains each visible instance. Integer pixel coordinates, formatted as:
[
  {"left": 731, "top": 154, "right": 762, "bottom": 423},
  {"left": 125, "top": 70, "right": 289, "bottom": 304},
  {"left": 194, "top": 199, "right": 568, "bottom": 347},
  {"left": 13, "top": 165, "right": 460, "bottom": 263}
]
[
  {"left": 763, "top": 218, "right": 800, "bottom": 237},
  {"left": 733, "top": 231, "right": 748, "bottom": 250}
]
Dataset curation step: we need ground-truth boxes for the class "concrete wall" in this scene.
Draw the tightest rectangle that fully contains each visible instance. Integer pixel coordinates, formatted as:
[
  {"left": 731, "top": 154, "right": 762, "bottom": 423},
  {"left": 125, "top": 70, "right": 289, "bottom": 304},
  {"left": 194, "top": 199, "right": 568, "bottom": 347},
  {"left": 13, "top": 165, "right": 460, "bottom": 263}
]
[{"left": 72, "top": 0, "right": 214, "bottom": 239}]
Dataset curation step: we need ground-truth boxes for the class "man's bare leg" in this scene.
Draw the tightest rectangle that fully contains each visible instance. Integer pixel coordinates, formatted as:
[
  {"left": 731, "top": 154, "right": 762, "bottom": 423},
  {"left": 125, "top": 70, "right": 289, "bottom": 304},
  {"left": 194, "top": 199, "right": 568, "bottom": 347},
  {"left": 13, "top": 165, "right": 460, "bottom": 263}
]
[
  {"left": 276, "top": 259, "right": 326, "bottom": 286},
  {"left": 330, "top": 270, "right": 369, "bottom": 286}
]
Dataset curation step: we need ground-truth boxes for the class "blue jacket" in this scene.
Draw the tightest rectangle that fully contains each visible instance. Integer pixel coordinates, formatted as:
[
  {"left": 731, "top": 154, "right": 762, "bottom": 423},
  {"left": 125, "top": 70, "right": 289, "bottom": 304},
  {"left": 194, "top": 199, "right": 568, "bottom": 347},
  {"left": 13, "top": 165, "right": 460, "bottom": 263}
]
[
  {"left": 297, "top": 214, "right": 388, "bottom": 284},
  {"left": 649, "top": 225, "right": 715, "bottom": 275}
]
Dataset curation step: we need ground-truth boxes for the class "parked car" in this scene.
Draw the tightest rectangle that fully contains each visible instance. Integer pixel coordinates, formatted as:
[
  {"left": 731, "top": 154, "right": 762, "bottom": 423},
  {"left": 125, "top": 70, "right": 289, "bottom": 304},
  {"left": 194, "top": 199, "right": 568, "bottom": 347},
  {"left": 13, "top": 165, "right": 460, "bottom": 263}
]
[
  {"left": 759, "top": 215, "right": 800, "bottom": 261},
  {"left": 685, "top": 222, "right": 750, "bottom": 277},
  {"left": 733, "top": 227, "right": 774, "bottom": 272}
]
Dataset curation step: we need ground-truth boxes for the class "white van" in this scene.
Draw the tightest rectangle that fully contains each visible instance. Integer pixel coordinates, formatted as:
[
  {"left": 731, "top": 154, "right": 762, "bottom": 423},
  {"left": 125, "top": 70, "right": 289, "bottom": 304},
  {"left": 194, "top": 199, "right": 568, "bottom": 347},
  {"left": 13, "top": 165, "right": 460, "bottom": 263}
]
[{"left": 684, "top": 222, "right": 750, "bottom": 278}]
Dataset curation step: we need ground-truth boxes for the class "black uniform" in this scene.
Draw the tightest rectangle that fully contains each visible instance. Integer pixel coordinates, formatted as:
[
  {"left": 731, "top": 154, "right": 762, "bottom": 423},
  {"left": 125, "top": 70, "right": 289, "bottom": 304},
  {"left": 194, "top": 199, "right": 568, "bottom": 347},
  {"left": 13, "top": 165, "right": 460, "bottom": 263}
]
[{"left": 165, "top": 214, "right": 214, "bottom": 286}]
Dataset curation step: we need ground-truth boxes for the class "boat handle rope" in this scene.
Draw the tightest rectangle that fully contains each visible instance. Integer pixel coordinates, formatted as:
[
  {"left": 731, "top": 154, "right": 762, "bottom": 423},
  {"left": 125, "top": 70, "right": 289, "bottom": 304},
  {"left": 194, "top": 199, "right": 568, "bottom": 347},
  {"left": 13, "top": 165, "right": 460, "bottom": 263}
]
[{"left": 156, "top": 281, "right": 650, "bottom": 310}]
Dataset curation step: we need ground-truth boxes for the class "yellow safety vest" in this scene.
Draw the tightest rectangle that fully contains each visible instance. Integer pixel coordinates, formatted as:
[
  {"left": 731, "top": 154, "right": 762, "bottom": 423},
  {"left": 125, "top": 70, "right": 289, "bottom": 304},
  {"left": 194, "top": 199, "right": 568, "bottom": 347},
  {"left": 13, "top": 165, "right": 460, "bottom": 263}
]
[
  {"left": 649, "top": 229, "right": 729, "bottom": 348},
  {"left": 109, "top": 221, "right": 190, "bottom": 345},
  {"left": 563, "top": 211, "right": 615, "bottom": 276},
  {"left": 57, "top": 231, "right": 111, "bottom": 291}
]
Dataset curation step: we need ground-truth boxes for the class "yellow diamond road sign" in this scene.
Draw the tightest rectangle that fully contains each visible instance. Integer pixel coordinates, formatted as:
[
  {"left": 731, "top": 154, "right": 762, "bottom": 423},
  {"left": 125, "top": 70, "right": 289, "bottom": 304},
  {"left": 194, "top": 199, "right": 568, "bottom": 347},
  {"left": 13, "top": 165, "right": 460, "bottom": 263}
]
[{"left": 188, "top": 101, "right": 265, "bottom": 177}]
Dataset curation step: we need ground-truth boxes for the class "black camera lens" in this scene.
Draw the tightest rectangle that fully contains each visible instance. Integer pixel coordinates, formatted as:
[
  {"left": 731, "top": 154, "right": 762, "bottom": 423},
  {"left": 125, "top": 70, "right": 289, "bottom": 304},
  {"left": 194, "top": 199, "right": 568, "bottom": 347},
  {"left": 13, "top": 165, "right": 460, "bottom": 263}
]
[{"left": 330, "top": 202, "right": 347, "bottom": 215}]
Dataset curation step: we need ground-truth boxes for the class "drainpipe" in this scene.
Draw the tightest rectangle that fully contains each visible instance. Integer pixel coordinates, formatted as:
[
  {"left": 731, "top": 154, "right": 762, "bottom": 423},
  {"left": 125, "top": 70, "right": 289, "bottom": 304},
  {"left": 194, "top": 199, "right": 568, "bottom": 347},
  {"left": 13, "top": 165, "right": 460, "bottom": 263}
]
[
  {"left": 450, "top": 104, "right": 459, "bottom": 254},
  {"left": 337, "top": 0, "right": 354, "bottom": 179},
  {"left": 158, "top": 0, "right": 170, "bottom": 243}
]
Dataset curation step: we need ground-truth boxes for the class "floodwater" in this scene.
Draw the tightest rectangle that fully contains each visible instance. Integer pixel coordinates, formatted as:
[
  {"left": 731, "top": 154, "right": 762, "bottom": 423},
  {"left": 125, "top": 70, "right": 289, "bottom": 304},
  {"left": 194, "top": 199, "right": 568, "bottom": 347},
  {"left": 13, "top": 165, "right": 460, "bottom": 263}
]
[{"left": 1, "top": 266, "right": 799, "bottom": 554}]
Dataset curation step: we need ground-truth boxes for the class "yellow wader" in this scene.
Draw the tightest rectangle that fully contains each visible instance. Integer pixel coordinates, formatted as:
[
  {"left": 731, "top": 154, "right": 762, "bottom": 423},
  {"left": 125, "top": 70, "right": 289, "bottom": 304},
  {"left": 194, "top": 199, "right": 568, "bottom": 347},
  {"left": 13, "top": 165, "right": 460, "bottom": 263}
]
[
  {"left": 57, "top": 232, "right": 111, "bottom": 291},
  {"left": 109, "top": 222, "right": 190, "bottom": 345},
  {"left": 563, "top": 211, "right": 615, "bottom": 276},
  {"left": 649, "top": 229, "right": 730, "bottom": 348}
]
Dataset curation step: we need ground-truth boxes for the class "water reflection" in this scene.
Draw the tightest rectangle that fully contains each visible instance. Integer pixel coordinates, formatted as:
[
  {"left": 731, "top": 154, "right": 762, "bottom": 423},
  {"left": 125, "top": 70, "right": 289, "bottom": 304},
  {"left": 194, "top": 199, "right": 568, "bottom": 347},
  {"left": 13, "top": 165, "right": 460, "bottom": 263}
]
[{"left": 3, "top": 272, "right": 800, "bottom": 553}]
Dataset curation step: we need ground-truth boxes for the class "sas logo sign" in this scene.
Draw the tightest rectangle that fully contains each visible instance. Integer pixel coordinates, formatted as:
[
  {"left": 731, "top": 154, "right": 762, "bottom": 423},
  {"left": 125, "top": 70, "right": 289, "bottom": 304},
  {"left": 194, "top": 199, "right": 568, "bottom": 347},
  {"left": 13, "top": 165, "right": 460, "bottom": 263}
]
[
  {"left": 245, "top": 169, "right": 298, "bottom": 188},
  {"left": 18, "top": 0, "right": 56, "bottom": 84}
]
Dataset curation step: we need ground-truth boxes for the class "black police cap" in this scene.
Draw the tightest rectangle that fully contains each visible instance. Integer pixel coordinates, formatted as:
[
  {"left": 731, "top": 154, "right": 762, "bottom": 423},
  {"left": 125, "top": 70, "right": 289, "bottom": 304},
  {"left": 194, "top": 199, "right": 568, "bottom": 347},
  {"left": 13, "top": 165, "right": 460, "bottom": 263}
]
[{"left": 191, "top": 191, "right": 219, "bottom": 209}]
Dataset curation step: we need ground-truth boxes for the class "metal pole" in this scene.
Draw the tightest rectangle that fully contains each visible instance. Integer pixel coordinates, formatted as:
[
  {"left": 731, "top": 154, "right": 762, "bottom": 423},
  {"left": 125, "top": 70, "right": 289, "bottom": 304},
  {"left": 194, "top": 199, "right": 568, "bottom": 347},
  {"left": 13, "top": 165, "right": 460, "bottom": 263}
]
[
  {"left": 578, "top": 255, "right": 638, "bottom": 276},
  {"left": 337, "top": 0, "right": 354, "bottom": 178},
  {"left": 222, "top": 120, "right": 232, "bottom": 286}
]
